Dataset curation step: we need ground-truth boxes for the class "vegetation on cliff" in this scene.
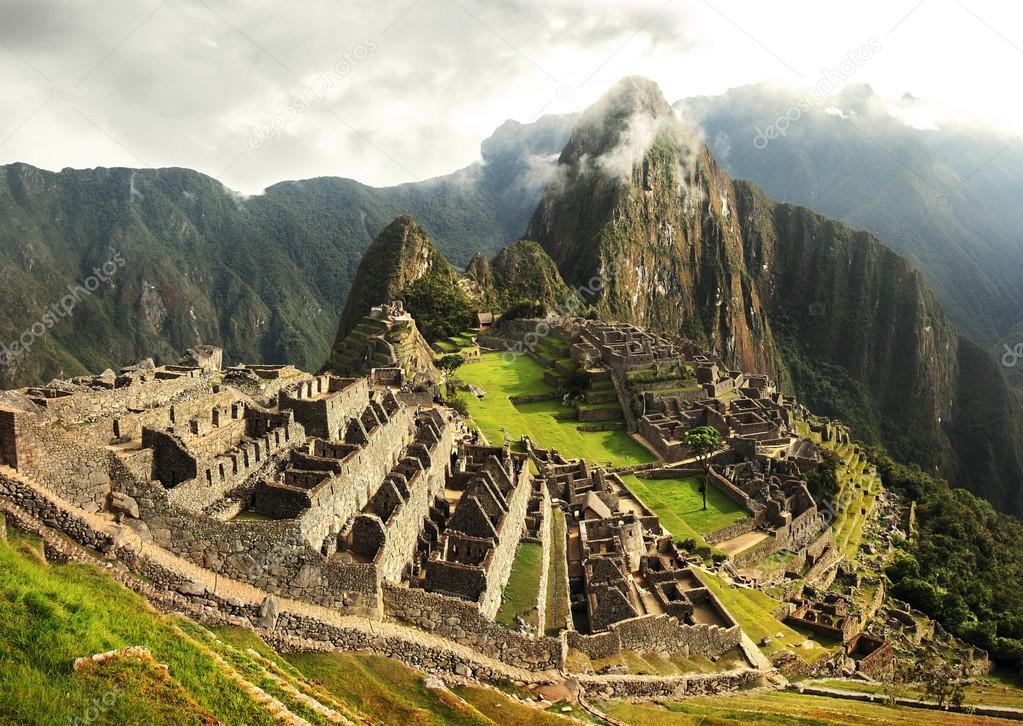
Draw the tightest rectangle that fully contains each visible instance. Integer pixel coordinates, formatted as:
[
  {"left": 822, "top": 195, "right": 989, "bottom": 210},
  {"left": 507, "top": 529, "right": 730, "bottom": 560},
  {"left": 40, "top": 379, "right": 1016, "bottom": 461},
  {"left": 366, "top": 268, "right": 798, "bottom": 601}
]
[
  {"left": 466, "top": 239, "right": 573, "bottom": 315},
  {"left": 870, "top": 449, "right": 1023, "bottom": 672}
]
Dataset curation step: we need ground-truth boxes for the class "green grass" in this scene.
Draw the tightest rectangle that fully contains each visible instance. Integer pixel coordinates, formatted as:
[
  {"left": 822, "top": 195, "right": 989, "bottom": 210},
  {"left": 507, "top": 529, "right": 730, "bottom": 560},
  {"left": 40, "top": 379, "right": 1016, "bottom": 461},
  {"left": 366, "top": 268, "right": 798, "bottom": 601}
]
[
  {"left": 810, "top": 672, "right": 1023, "bottom": 709},
  {"left": 458, "top": 353, "right": 654, "bottom": 467},
  {"left": 452, "top": 685, "right": 573, "bottom": 725},
  {"left": 0, "top": 536, "right": 276, "bottom": 725},
  {"left": 496, "top": 542, "right": 544, "bottom": 629},
  {"left": 697, "top": 570, "right": 829, "bottom": 661},
  {"left": 619, "top": 474, "right": 747, "bottom": 543},
  {"left": 598, "top": 690, "right": 1012, "bottom": 725},
  {"left": 285, "top": 651, "right": 495, "bottom": 725},
  {"left": 544, "top": 509, "right": 570, "bottom": 636}
]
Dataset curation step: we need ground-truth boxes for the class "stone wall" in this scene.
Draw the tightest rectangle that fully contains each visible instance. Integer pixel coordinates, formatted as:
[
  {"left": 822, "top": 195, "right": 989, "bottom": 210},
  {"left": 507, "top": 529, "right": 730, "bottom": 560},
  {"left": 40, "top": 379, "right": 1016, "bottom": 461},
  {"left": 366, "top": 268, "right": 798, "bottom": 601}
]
[
  {"left": 115, "top": 465, "right": 380, "bottom": 613},
  {"left": 704, "top": 517, "right": 757, "bottom": 546},
  {"left": 566, "top": 613, "right": 741, "bottom": 661},
  {"left": 479, "top": 464, "right": 534, "bottom": 618},
  {"left": 296, "top": 404, "right": 414, "bottom": 549},
  {"left": 29, "top": 373, "right": 208, "bottom": 425},
  {"left": 278, "top": 376, "right": 369, "bottom": 440},
  {"left": 369, "top": 413, "right": 454, "bottom": 582},
  {"left": 382, "top": 583, "right": 564, "bottom": 670},
  {"left": 5, "top": 410, "right": 118, "bottom": 512},
  {"left": 575, "top": 668, "right": 759, "bottom": 699},
  {"left": 534, "top": 483, "right": 553, "bottom": 633},
  {"left": 733, "top": 534, "right": 783, "bottom": 568},
  {"left": 0, "top": 471, "right": 116, "bottom": 553},
  {"left": 163, "top": 420, "right": 304, "bottom": 512}
]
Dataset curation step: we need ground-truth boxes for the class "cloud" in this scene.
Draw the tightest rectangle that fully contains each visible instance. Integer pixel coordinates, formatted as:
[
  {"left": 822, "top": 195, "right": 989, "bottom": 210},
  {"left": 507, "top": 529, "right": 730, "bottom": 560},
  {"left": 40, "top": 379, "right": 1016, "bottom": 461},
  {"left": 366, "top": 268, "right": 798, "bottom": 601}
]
[{"left": 1, "top": 0, "right": 1020, "bottom": 194}]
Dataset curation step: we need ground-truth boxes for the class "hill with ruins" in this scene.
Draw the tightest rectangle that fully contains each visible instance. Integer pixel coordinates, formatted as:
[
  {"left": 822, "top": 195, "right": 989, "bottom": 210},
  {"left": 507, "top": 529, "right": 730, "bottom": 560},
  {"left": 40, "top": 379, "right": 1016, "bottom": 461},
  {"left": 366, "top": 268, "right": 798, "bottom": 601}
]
[
  {"left": 3, "top": 307, "right": 1023, "bottom": 723},
  {"left": 3, "top": 76, "right": 1023, "bottom": 724}
]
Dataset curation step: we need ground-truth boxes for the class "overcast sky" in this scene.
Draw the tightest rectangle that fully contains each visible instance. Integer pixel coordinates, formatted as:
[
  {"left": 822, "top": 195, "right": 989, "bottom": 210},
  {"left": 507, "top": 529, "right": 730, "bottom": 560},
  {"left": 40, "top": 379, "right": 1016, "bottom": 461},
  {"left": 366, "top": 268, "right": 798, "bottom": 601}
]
[{"left": 1, "top": 0, "right": 1022, "bottom": 193}]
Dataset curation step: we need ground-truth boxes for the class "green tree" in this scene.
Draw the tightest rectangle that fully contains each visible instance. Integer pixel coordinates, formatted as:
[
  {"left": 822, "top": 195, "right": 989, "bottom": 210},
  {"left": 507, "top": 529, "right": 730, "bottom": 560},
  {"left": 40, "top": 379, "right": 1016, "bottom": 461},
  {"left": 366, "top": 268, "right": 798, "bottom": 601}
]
[
  {"left": 436, "top": 354, "right": 465, "bottom": 373},
  {"left": 682, "top": 426, "right": 724, "bottom": 511},
  {"left": 401, "top": 273, "right": 474, "bottom": 342}
]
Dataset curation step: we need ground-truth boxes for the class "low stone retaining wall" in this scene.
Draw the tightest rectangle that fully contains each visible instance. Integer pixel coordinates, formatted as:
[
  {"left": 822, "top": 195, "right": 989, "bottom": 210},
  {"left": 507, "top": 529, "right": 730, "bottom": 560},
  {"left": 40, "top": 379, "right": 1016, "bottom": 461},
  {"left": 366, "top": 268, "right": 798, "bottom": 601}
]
[
  {"left": 509, "top": 394, "right": 558, "bottom": 404},
  {"left": 0, "top": 472, "right": 116, "bottom": 554},
  {"left": 576, "top": 422, "right": 626, "bottom": 432},
  {"left": 705, "top": 517, "right": 757, "bottom": 545},
  {"left": 733, "top": 534, "right": 783, "bottom": 567},
  {"left": 382, "top": 583, "right": 564, "bottom": 671},
  {"left": 566, "top": 614, "right": 741, "bottom": 661},
  {"left": 577, "top": 668, "right": 760, "bottom": 698},
  {"left": 576, "top": 406, "right": 622, "bottom": 422}
]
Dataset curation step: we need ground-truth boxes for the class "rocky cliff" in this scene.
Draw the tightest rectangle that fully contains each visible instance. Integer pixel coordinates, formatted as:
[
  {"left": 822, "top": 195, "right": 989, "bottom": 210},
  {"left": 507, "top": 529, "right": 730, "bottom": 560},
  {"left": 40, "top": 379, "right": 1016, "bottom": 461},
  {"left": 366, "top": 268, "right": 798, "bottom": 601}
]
[
  {"left": 527, "top": 77, "right": 783, "bottom": 380},
  {"left": 526, "top": 76, "right": 1023, "bottom": 516}
]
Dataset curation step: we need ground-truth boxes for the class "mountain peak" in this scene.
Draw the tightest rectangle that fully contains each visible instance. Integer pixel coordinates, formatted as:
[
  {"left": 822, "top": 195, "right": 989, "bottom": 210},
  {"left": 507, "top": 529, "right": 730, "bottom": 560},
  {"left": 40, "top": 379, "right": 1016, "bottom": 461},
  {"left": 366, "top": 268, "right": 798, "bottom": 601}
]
[
  {"left": 329, "top": 215, "right": 450, "bottom": 344},
  {"left": 556, "top": 76, "right": 701, "bottom": 184}
]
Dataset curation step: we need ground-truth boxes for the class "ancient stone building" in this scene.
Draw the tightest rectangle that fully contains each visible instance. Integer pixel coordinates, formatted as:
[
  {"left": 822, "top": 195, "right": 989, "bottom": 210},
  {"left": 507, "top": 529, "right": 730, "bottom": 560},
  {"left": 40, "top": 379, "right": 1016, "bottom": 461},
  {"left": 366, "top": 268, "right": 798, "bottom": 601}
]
[{"left": 420, "top": 444, "right": 533, "bottom": 618}]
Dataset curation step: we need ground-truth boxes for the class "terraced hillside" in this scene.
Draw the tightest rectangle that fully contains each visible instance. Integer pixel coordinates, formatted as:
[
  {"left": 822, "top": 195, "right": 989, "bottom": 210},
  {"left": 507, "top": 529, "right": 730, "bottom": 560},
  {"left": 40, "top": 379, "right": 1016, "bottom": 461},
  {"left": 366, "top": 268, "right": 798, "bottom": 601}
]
[{"left": 796, "top": 421, "right": 883, "bottom": 560}]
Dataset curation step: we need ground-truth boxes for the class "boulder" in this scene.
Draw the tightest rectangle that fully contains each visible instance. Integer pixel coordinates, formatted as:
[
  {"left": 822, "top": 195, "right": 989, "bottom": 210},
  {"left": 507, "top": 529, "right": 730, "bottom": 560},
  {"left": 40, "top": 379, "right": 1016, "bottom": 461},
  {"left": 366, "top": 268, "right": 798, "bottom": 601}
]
[
  {"left": 107, "top": 491, "right": 139, "bottom": 519},
  {"left": 124, "top": 518, "right": 152, "bottom": 542},
  {"left": 176, "top": 579, "right": 207, "bottom": 596},
  {"left": 255, "top": 595, "right": 280, "bottom": 629}
]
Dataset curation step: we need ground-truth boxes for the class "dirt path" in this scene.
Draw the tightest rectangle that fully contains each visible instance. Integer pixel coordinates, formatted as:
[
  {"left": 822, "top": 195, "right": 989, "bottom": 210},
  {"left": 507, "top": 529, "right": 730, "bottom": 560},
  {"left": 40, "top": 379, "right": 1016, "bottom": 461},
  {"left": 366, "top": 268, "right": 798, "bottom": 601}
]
[{"left": 716, "top": 530, "right": 769, "bottom": 556}]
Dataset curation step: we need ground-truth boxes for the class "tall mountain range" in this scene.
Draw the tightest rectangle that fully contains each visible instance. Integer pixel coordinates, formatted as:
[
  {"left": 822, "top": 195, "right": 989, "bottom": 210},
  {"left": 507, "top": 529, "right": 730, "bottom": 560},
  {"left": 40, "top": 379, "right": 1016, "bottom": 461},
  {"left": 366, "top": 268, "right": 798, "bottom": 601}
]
[
  {"left": 0, "top": 114, "right": 573, "bottom": 387},
  {"left": 0, "top": 77, "right": 1020, "bottom": 515},
  {"left": 677, "top": 84, "right": 1023, "bottom": 394}
]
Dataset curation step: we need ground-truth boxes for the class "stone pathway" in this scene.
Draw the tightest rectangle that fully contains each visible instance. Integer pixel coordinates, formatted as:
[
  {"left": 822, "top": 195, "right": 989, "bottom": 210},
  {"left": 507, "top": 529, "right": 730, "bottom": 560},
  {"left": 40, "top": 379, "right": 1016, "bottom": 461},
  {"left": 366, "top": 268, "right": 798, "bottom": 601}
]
[{"left": 716, "top": 530, "right": 769, "bottom": 556}]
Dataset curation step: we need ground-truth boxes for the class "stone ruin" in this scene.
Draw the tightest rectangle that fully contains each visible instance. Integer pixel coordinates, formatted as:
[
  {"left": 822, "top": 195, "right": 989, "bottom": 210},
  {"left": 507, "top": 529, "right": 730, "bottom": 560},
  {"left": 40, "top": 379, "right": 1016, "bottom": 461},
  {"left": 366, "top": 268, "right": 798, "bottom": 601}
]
[{"left": 414, "top": 444, "right": 534, "bottom": 617}]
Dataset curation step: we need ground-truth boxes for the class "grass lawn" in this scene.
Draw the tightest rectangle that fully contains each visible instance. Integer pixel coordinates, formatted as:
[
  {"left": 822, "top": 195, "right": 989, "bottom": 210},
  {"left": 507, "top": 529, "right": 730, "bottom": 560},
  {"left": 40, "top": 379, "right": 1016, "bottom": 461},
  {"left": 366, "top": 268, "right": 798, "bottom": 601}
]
[
  {"left": 286, "top": 651, "right": 496, "bottom": 726},
  {"left": 458, "top": 353, "right": 654, "bottom": 467},
  {"left": 0, "top": 533, "right": 275, "bottom": 725},
  {"left": 597, "top": 690, "right": 1018, "bottom": 725},
  {"left": 811, "top": 671, "right": 1023, "bottom": 709},
  {"left": 619, "top": 474, "right": 747, "bottom": 543},
  {"left": 697, "top": 570, "right": 830, "bottom": 661},
  {"left": 452, "top": 685, "right": 573, "bottom": 725},
  {"left": 496, "top": 542, "right": 544, "bottom": 629},
  {"left": 544, "top": 509, "right": 570, "bottom": 635}
]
